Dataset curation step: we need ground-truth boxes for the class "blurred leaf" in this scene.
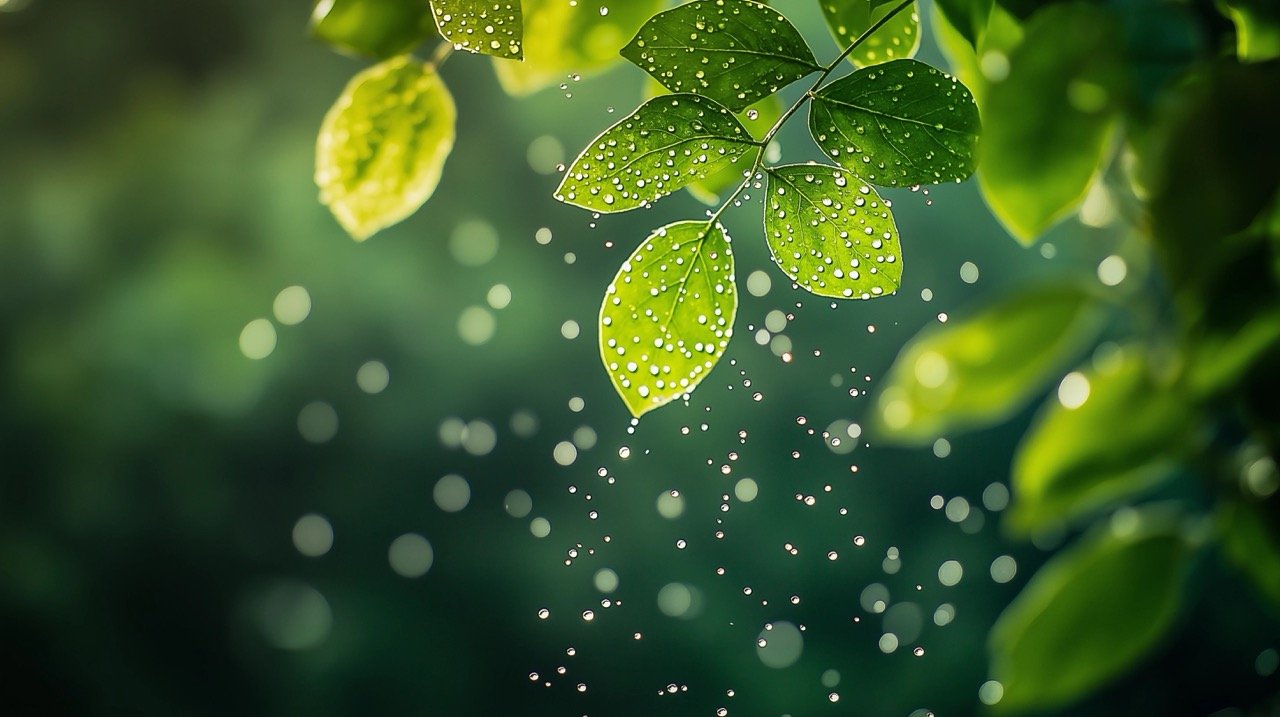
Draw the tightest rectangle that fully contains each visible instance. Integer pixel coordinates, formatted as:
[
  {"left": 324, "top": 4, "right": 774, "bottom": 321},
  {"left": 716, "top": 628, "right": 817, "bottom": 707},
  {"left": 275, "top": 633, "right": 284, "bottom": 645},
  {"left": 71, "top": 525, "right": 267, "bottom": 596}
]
[
  {"left": 976, "top": 3, "right": 1124, "bottom": 243},
  {"left": 933, "top": 0, "right": 992, "bottom": 49},
  {"left": 762, "top": 164, "right": 902, "bottom": 299},
  {"left": 429, "top": 0, "right": 523, "bottom": 59},
  {"left": 1144, "top": 60, "right": 1280, "bottom": 290},
  {"left": 493, "top": 0, "right": 663, "bottom": 95},
  {"left": 930, "top": 1, "right": 1023, "bottom": 106},
  {"left": 1009, "top": 349, "right": 1193, "bottom": 535},
  {"left": 819, "top": 0, "right": 921, "bottom": 68},
  {"left": 809, "top": 58, "right": 980, "bottom": 187},
  {"left": 620, "top": 0, "right": 820, "bottom": 112},
  {"left": 600, "top": 221, "right": 737, "bottom": 417},
  {"left": 990, "top": 512, "right": 1194, "bottom": 712},
  {"left": 316, "top": 55, "right": 456, "bottom": 241},
  {"left": 553, "top": 94, "right": 759, "bottom": 213},
  {"left": 875, "top": 285, "right": 1103, "bottom": 444},
  {"left": 1219, "top": 499, "right": 1280, "bottom": 615},
  {"left": 309, "top": 0, "right": 438, "bottom": 59},
  {"left": 1221, "top": 0, "right": 1280, "bottom": 61}
]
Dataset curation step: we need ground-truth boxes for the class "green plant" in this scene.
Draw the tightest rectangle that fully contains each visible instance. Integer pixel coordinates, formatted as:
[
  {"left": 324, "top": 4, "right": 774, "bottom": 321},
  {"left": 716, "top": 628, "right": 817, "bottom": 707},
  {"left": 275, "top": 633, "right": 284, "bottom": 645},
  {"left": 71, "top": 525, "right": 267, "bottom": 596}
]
[{"left": 553, "top": 0, "right": 979, "bottom": 417}]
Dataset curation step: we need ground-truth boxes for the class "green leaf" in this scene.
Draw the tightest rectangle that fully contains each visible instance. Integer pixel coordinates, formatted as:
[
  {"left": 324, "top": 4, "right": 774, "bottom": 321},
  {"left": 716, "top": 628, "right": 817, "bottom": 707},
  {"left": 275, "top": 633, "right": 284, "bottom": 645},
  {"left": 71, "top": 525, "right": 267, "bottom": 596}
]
[
  {"left": 429, "top": 0, "right": 523, "bottom": 59},
  {"left": 930, "top": 1, "right": 1023, "bottom": 107},
  {"left": 316, "top": 55, "right": 456, "bottom": 241},
  {"left": 493, "top": 0, "right": 664, "bottom": 95},
  {"left": 1219, "top": 500, "right": 1280, "bottom": 615},
  {"left": 932, "top": 0, "right": 992, "bottom": 49},
  {"left": 875, "top": 285, "right": 1103, "bottom": 444},
  {"left": 554, "top": 94, "right": 760, "bottom": 213},
  {"left": 600, "top": 221, "right": 738, "bottom": 417},
  {"left": 1221, "top": 0, "right": 1280, "bottom": 61},
  {"left": 976, "top": 3, "right": 1124, "bottom": 243},
  {"left": 762, "top": 164, "right": 902, "bottom": 299},
  {"left": 310, "top": 0, "right": 438, "bottom": 59},
  {"left": 620, "top": 0, "right": 821, "bottom": 112},
  {"left": 810, "top": 59, "right": 980, "bottom": 188},
  {"left": 1008, "top": 349, "right": 1193, "bottom": 535},
  {"left": 819, "top": 0, "right": 921, "bottom": 68},
  {"left": 990, "top": 512, "right": 1193, "bottom": 711}
]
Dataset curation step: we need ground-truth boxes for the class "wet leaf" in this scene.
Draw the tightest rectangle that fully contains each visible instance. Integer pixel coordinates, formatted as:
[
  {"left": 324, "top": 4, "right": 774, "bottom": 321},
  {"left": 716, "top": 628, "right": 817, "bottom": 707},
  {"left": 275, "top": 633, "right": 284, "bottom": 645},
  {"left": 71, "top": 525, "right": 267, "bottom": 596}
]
[
  {"left": 309, "top": 0, "right": 437, "bottom": 59},
  {"left": 493, "top": 0, "right": 663, "bottom": 95},
  {"left": 600, "top": 221, "right": 737, "bottom": 417},
  {"left": 976, "top": 3, "right": 1124, "bottom": 243},
  {"left": 763, "top": 164, "right": 902, "bottom": 299},
  {"left": 991, "top": 512, "right": 1194, "bottom": 711},
  {"left": 875, "top": 285, "right": 1102, "bottom": 444},
  {"left": 1009, "top": 349, "right": 1193, "bottom": 535},
  {"left": 819, "top": 0, "right": 921, "bottom": 68},
  {"left": 316, "top": 55, "right": 456, "bottom": 241},
  {"left": 621, "top": 0, "right": 821, "bottom": 112},
  {"left": 554, "top": 94, "right": 760, "bottom": 213},
  {"left": 429, "top": 0, "right": 523, "bottom": 59},
  {"left": 810, "top": 58, "right": 980, "bottom": 187}
]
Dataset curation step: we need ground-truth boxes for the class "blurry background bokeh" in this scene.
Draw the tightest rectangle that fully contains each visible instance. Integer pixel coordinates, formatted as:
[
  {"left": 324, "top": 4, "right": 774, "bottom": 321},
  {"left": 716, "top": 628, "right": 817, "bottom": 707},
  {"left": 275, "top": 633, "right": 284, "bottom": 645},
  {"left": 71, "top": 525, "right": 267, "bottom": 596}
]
[{"left": 1, "top": 1, "right": 1276, "bottom": 714}]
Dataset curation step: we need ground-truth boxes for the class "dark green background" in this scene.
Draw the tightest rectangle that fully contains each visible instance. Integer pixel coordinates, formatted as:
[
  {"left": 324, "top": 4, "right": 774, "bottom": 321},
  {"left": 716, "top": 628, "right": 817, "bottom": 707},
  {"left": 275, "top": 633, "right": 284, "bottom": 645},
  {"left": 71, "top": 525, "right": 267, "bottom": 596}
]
[{"left": 1, "top": 1, "right": 1276, "bottom": 714}]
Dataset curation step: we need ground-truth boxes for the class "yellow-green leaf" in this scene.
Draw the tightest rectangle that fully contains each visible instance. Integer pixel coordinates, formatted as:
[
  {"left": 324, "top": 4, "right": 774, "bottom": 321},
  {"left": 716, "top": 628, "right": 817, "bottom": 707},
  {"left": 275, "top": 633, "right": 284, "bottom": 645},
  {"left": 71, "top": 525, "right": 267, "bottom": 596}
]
[
  {"left": 1009, "top": 349, "right": 1193, "bottom": 535},
  {"left": 494, "top": 0, "right": 663, "bottom": 95},
  {"left": 976, "top": 3, "right": 1125, "bottom": 243},
  {"left": 310, "top": 0, "right": 438, "bottom": 59},
  {"left": 820, "top": 0, "right": 921, "bottom": 68},
  {"left": 763, "top": 164, "right": 902, "bottom": 299},
  {"left": 429, "top": 0, "right": 523, "bottom": 59},
  {"left": 316, "top": 56, "right": 456, "bottom": 241},
  {"left": 991, "top": 511, "right": 1194, "bottom": 711},
  {"left": 600, "top": 221, "right": 737, "bottom": 417},
  {"left": 875, "top": 285, "right": 1103, "bottom": 444}
]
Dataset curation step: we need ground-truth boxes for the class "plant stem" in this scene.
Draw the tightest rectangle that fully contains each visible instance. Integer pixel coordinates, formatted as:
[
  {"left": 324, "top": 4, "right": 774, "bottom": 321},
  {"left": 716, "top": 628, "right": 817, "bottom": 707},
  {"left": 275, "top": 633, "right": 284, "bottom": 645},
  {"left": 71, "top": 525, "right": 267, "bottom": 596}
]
[
  {"left": 427, "top": 40, "right": 455, "bottom": 70},
  {"left": 705, "top": 0, "right": 916, "bottom": 228}
]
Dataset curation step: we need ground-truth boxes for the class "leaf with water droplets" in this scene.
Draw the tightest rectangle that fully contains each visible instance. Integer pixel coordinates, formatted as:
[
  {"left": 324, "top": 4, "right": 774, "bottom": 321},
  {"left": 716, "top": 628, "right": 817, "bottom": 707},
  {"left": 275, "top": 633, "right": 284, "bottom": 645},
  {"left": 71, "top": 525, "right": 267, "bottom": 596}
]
[
  {"left": 310, "top": 0, "right": 438, "bottom": 59},
  {"left": 429, "top": 0, "right": 523, "bottom": 59},
  {"left": 763, "top": 164, "right": 901, "bottom": 299},
  {"left": 977, "top": 4, "right": 1123, "bottom": 243},
  {"left": 991, "top": 512, "right": 1193, "bottom": 711},
  {"left": 494, "top": 0, "right": 663, "bottom": 95},
  {"left": 316, "top": 55, "right": 456, "bottom": 241},
  {"left": 875, "top": 285, "right": 1102, "bottom": 444},
  {"left": 820, "top": 0, "right": 921, "bottom": 68},
  {"left": 810, "top": 58, "right": 980, "bottom": 187},
  {"left": 554, "top": 94, "right": 760, "bottom": 213},
  {"left": 620, "top": 0, "right": 821, "bottom": 112},
  {"left": 1009, "top": 349, "right": 1193, "bottom": 535},
  {"left": 600, "top": 221, "right": 737, "bottom": 417}
]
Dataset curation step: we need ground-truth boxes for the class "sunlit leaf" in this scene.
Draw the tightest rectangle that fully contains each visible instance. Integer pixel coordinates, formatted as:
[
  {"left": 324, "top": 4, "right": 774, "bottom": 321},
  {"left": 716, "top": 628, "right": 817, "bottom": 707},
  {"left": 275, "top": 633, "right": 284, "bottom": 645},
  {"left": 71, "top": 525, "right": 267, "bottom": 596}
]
[
  {"left": 428, "top": 0, "right": 523, "bottom": 59},
  {"left": 316, "top": 56, "right": 456, "bottom": 241},
  {"left": 1219, "top": 500, "right": 1280, "bottom": 615},
  {"left": 819, "top": 0, "right": 921, "bottom": 68},
  {"left": 1008, "top": 349, "right": 1193, "bottom": 535},
  {"left": 600, "top": 221, "right": 737, "bottom": 417},
  {"left": 932, "top": 0, "right": 992, "bottom": 50},
  {"left": 976, "top": 3, "right": 1124, "bottom": 243},
  {"left": 1221, "top": 0, "right": 1280, "bottom": 61},
  {"left": 621, "top": 0, "right": 821, "bottom": 112},
  {"left": 310, "top": 0, "right": 437, "bottom": 59},
  {"left": 493, "top": 0, "right": 663, "bottom": 95},
  {"left": 554, "top": 94, "right": 760, "bottom": 213},
  {"left": 810, "top": 59, "right": 980, "bottom": 187},
  {"left": 875, "top": 285, "right": 1103, "bottom": 444},
  {"left": 763, "top": 164, "right": 901, "bottom": 299},
  {"left": 991, "top": 512, "right": 1194, "bottom": 711}
]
